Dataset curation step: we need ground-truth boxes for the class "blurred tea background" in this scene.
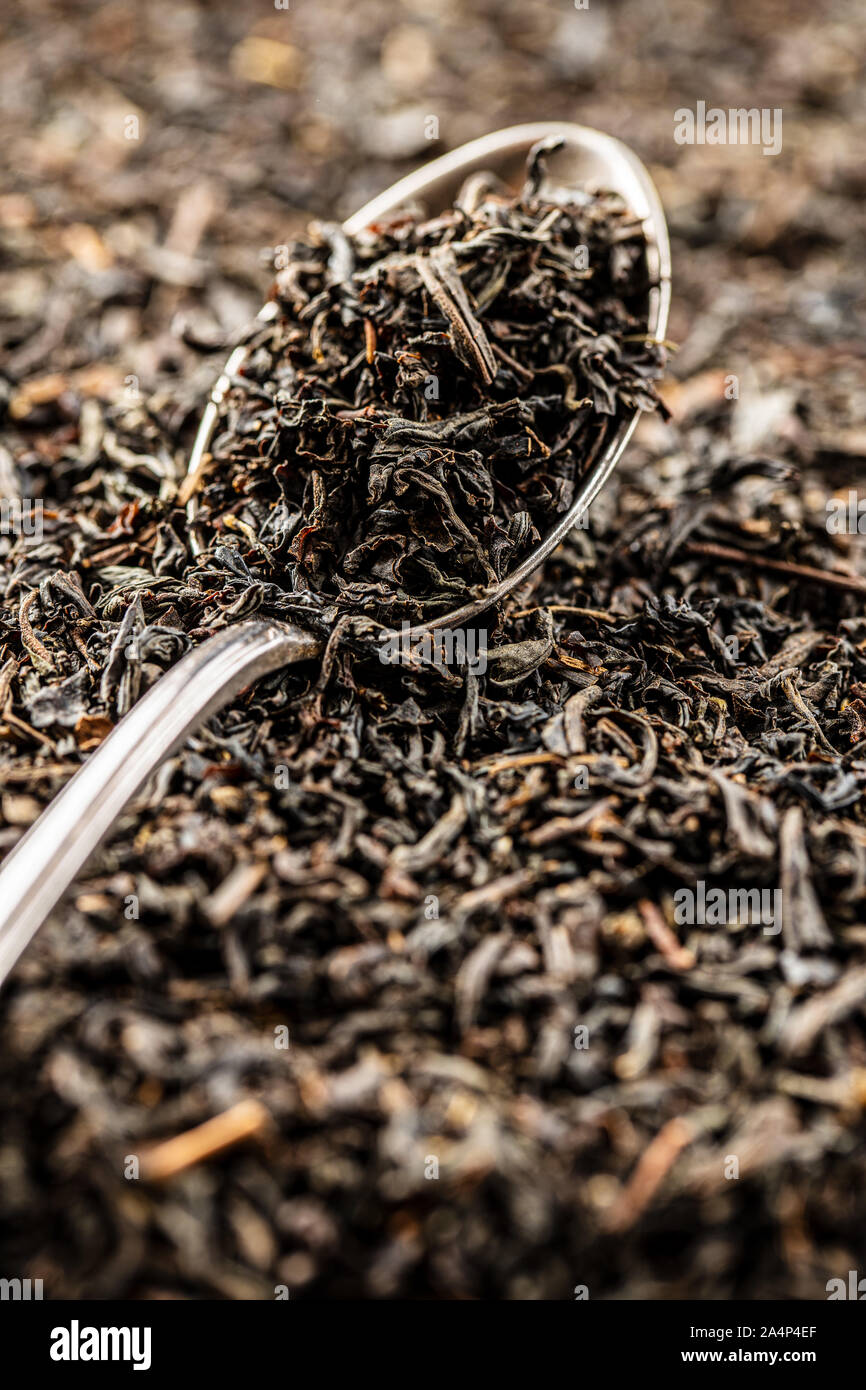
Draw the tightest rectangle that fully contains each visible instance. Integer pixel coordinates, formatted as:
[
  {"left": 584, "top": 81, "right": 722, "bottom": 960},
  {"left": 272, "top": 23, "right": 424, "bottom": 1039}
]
[{"left": 2, "top": 0, "right": 864, "bottom": 414}]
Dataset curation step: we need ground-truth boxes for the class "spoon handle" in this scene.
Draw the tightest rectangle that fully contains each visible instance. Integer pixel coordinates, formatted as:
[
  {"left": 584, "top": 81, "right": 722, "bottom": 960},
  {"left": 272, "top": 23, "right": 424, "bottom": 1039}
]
[{"left": 0, "top": 619, "right": 322, "bottom": 989}]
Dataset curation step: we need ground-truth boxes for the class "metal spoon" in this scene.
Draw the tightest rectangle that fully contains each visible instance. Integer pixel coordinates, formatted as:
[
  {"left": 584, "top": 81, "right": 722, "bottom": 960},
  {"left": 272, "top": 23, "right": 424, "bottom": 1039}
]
[{"left": 0, "top": 122, "right": 670, "bottom": 989}]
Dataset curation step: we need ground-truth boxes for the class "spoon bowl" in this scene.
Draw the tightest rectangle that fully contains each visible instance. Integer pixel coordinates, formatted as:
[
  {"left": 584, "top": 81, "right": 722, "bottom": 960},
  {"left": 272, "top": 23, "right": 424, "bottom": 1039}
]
[{"left": 187, "top": 122, "right": 671, "bottom": 631}]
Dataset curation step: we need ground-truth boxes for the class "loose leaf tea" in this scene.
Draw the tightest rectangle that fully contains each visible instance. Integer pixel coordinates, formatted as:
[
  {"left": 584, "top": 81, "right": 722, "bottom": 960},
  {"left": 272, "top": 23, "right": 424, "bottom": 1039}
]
[
  {"left": 192, "top": 146, "right": 665, "bottom": 629},
  {"left": 1, "top": 0, "right": 866, "bottom": 1306}
]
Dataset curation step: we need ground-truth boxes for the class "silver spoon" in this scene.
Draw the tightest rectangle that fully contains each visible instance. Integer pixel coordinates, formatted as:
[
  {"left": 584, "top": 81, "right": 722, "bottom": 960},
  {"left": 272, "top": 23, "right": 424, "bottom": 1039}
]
[{"left": 0, "top": 122, "right": 670, "bottom": 989}]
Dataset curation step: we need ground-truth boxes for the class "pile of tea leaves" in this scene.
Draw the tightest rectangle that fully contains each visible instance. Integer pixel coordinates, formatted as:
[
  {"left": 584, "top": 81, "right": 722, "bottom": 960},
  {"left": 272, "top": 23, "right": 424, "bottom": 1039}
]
[
  {"left": 191, "top": 143, "right": 665, "bottom": 630},
  {"left": 2, "top": 1, "right": 866, "bottom": 1301}
]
